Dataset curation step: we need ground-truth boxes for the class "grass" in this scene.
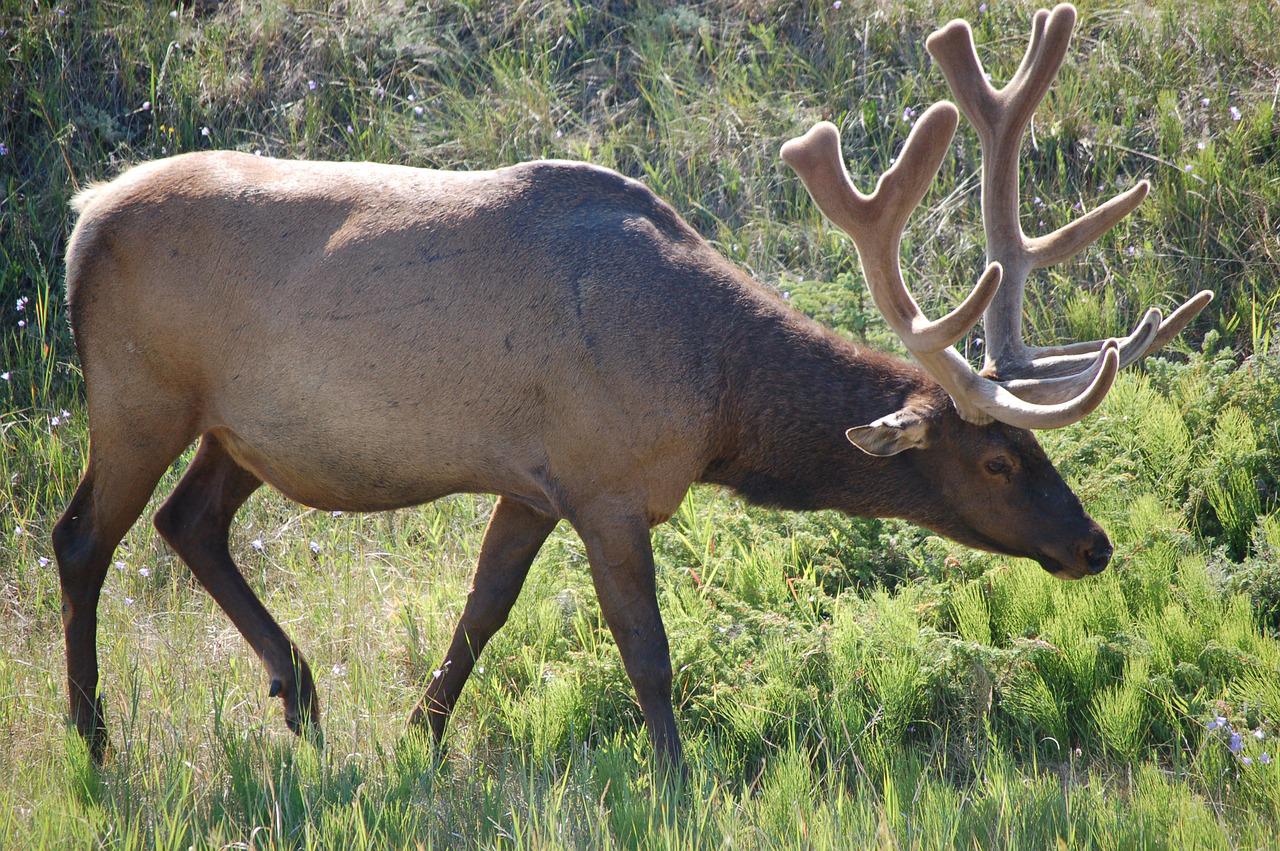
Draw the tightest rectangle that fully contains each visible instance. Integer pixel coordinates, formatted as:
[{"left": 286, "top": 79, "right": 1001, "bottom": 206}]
[{"left": 2, "top": 0, "right": 1280, "bottom": 847}]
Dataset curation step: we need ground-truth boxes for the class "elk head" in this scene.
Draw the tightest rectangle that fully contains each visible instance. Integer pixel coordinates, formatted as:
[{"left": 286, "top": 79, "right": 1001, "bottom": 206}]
[{"left": 782, "top": 3, "right": 1212, "bottom": 579}]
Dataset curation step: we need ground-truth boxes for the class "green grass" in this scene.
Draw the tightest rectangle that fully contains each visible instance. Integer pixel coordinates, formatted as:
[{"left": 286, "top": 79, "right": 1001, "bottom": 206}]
[{"left": 3, "top": 0, "right": 1280, "bottom": 848}]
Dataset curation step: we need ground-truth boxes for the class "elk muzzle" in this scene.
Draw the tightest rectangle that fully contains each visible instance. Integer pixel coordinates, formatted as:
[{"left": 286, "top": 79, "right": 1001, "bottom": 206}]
[{"left": 1037, "top": 523, "right": 1112, "bottom": 579}]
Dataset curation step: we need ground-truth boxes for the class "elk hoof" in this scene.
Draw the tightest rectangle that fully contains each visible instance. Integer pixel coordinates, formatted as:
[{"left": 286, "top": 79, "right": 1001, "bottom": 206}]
[{"left": 272, "top": 667, "right": 320, "bottom": 739}]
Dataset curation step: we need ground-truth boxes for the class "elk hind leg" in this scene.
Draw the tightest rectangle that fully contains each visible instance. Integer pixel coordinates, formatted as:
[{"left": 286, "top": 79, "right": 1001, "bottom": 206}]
[
  {"left": 153, "top": 432, "right": 320, "bottom": 735},
  {"left": 53, "top": 421, "right": 193, "bottom": 761}
]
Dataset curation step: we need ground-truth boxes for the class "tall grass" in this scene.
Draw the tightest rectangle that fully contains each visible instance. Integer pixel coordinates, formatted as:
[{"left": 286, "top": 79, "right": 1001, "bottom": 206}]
[{"left": 2, "top": 1, "right": 1280, "bottom": 847}]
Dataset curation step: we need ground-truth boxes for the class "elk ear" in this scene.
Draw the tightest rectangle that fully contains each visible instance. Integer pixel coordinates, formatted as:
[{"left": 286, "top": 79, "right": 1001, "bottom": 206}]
[{"left": 846, "top": 409, "right": 931, "bottom": 457}]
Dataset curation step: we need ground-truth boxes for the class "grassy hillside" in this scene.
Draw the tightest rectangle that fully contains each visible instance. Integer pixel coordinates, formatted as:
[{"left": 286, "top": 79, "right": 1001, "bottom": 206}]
[{"left": 2, "top": 0, "right": 1279, "bottom": 847}]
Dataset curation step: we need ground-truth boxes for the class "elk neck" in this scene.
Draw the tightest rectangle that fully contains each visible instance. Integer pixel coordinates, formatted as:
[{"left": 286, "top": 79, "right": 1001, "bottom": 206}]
[{"left": 700, "top": 299, "right": 946, "bottom": 520}]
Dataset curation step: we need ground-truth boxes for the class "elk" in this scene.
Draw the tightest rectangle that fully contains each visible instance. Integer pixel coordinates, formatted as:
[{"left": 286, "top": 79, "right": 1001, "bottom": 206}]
[{"left": 55, "top": 3, "right": 1208, "bottom": 766}]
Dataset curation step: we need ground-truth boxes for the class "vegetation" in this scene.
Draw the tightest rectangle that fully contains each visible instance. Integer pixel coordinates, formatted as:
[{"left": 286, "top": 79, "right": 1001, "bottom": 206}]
[{"left": 2, "top": 0, "right": 1279, "bottom": 847}]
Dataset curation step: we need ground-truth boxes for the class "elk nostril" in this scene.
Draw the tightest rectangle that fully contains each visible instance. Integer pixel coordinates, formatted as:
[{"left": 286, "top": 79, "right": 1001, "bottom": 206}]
[{"left": 1085, "top": 542, "right": 1112, "bottom": 574}]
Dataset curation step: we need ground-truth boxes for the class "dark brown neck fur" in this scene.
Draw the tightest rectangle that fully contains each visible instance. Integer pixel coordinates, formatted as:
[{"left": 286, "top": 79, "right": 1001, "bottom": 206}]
[{"left": 701, "top": 298, "right": 948, "bottom": 521}]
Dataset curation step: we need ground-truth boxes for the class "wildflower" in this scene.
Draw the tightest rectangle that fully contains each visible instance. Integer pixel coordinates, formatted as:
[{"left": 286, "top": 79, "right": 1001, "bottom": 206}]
[
  {"left": 0, "top": 143, "right": 8, "bottom": 156},
  {"left": 1254, "top": 729, "right": 1266, "bottom": 740},
  {"left": 1196, "top": 140, "right": 1206, "bottom": 150},
  {"left": 432, "top": 668, "right": 443, "bottom": 679},
  {"left": 307, "top": 80, "right": 317, "bottom": 91},
  {"left": 114, "top": 561, "right": 127, "bottom": 571},
  {"left": 169, "top": 9, "right": 178, "bottom": 18},
  {"left": 1242, "top": 756, "right": 1253, "bottom": 765},
  {"left": 60, "top": 409, "right": 70, "bottom": 418},
  {"left": 201, "top": 126, "right": 210, "bottom": 137},
  {"left": 1183, "top": 164, "right": 1193, "bottom": 172},
  {"left": 1208, "top": 716, "right": 1227, "bottom": 730},
  {"left": 345, "top": 124, "right": 354, "bottom": 134},
  {"left": 1200, "top": 97, "right": 1210, "bottom": 107},
  {"left": 332, "top": 663, "right": 347, "bottom": 676},
  {"left": 253, "top": 149, "right": 263, "bottom": 156},
  {"left": 331, "top": 510, "right": 343, "bottom": 517},
  {"left": 17, "top": 319, "right": 25, "bottom": 328},
  {"left": 782, "top": 290, "right": 791, "bottom": 300},
  {"left": 476, "top": 665, "right": 484, "bottom": 674},
  {"left": 142, "top": 101, "right": 152, "bottom": 112},
  {"left": 138, "top": 567, "right": 151, "bottom": 577},
  {"left": 1125, "top": 245, "right": 1137, "bottom": 256},
  {"left": 309, "top": 540, "right": 321, "bottom": 553},
  {"left": 1230, "top": 732, "right": 1243, "bottom": 753},
  {"left": 902, "top": 106, "right": 915, "bottom": 123},
  {"left": 407, "top": 93, "right": 415, "bottom": 102},
  {"left": 16, "top": 296, "right": 28, "bottom": 311},
  {"left": 979, "top": 3, "right": 988, "bottom": 12},
  {"left": 1033, "top": 196, "right": 1044, "bottom": 207},
  {"left": 38, "top": 557, "right": 49, "bottom": 567},
  {"left": 251, "top": 538, "right": 264, "bottom": 551},
  {"left": 832, "top": 0, "right": 841, "bottom": 9},
  {"left": 414, "top": 106, "right": 424, "bottom": 116},
  {"left": 1261, "top": 753, "right": 1272, "bottom": 765},
  {"left": 1, "top": 372, "right": 9, "bottom": 381},
  {"left": 1073, "top": 747, "right": 1082, "bottom": 758},
  {"left": 50, "top": 415, "right": 61, "bottom": 427},
  {"left": 13, "top": 525, "right": 22, "bottom": 536},
  {"left": 124, "top": 596, "right": 134, "bottom": 606},
  {"left": 1229, "top": 105, "right": 1241, "bottom": 121}
]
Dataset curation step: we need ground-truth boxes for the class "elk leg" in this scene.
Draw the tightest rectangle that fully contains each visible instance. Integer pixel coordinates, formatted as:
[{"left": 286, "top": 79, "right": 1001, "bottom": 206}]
[
  {"left": 53, "top": 431, "right": 192, "bottom": 761},
  {"left": 576, "top": 510, "right": 682, "bottom": 769},
  {"left": 153, "top": 433, "right": 319, "bottom": 736},
  {"left": 410, "top": 497, "right": 557, "bottom": 742}
]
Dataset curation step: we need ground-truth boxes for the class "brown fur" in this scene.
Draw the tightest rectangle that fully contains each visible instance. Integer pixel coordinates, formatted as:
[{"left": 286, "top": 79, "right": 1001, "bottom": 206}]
[{"left": 55, "top": 151, "right": 1109, "bottom": 766}]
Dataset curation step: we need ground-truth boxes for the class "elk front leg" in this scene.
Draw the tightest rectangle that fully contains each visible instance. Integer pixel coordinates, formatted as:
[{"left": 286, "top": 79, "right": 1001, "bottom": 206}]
[
  {"left": 575, "top": 508, "right": 682, "bottom": 769},
  {"left": 410, "top": 497, "right": 557, "bottom": 742}
]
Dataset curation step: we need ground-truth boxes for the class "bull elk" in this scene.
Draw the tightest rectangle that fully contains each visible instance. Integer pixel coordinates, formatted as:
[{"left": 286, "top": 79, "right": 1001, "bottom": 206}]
[{"left": 55, "top": 3, "right": 1209, "bottom": 766}]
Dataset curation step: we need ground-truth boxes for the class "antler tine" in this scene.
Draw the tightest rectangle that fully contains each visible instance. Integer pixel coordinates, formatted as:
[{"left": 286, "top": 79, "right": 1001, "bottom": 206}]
[
  {"left": 781, "top": 103, "right": 1003, "bottom": 355},
  {"left": 783, "top": 102, "right": 1123, "bottom": 428},
  {"left": 1017, "top": 290, "right": 1214, "bottom": 379},
  {"left": 925, "top": 2, "right": 1213, "bottom": 403}
]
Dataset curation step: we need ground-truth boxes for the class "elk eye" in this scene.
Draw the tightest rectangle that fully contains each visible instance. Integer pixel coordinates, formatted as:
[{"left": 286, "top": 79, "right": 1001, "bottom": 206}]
[{"left": 984, "top": 457, "right": 1013, "bottom": 476}]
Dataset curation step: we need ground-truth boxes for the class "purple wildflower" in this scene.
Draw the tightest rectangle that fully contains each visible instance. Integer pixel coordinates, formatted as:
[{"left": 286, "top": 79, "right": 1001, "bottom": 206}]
[
  {"left": 1230, "top": 732, "right": 1244, "bottom": 754},
  {"left": 1229, "top": 105, "right": 1242, "bottom": 121},
  {"left": 0, "top": 142, "right": 8, "bottom": 156}
]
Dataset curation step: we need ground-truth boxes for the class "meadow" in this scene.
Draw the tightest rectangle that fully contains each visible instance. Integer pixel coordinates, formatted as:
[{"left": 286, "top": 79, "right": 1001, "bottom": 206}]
[{"left": 2, "top": 0, "right": 1280, "bottom": 847}]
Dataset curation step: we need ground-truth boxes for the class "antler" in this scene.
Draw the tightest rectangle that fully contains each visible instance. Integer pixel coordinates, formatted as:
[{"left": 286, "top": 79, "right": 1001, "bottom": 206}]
[
  {"left": 782, "top": 102, "right": 1119, "bottom": 428},
  {"left": 925, "top": 3, "right": 1212, "bottom": 383}
]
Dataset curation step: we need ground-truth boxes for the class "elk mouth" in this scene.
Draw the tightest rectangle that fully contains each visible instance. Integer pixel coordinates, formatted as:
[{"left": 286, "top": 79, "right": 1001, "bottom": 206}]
[{"left": 1035, "top": 550, "right": 1105, "bottom": 581}]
